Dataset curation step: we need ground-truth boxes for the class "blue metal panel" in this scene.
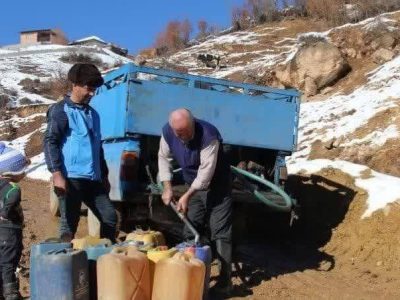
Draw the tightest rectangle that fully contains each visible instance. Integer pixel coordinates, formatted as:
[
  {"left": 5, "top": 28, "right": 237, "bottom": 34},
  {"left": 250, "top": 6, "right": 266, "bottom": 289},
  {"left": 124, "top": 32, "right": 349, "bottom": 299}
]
[
  {"left": 91, "top": 76, "right": 129, "bottom": 140},
  {"left": 126, "top": 80, "right": 298, "bottom": 151},
  {"left": 102, "top": 139, "right": 140, "bottom": 201}
]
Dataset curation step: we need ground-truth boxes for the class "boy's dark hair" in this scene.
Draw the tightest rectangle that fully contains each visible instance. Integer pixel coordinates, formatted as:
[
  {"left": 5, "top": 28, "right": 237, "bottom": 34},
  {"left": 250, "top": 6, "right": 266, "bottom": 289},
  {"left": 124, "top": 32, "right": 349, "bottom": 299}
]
[{"left": 67, "top": 63, "right": 104, "bottom": 88}]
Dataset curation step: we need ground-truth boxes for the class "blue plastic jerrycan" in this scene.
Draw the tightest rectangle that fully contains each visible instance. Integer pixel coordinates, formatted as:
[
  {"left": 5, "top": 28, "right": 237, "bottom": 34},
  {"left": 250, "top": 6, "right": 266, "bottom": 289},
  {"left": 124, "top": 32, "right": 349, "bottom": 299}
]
[
  {"left": 85, "top": 244, "right": 114, "bottom": 300},
  {"left": 176, "top": 242, "right": 212, "bottom": 300},
  {"left": 30, "top": 239, "right": 72, "bottom": 300},
  {"left": 35, "top": 248, "right": 89, "bottom": 300}
]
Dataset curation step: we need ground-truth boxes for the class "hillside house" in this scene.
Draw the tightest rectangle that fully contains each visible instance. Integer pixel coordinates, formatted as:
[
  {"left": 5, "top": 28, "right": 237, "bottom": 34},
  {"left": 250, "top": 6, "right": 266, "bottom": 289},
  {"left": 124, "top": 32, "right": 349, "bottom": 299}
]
[
  {"left": 70, "top": 36, "right": 107, "bottom": 47},
  {"left": 20, "top": 29, "right": 68, "bottom": 45},
  {"left": 70, "top": 36, "right": 128, "bottom": 56}
]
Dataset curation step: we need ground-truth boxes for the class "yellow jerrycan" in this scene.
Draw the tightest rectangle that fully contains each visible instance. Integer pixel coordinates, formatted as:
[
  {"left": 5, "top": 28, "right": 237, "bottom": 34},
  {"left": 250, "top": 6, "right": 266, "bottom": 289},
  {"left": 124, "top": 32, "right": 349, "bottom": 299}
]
[
  {"left": 71, "top": 235, "right": 111, "bottom": 250},
  {"left": 147, "top": 246, "right": 177, "bottom": 292},
  {"left": 126, "top": 229, "right": 165, "bottom": 246},
  {"left": 152, "top": 251, "right": 205, "bottom": 300},
  {"left": 97, "top": 245, "right": 151, "bottom": 300}
]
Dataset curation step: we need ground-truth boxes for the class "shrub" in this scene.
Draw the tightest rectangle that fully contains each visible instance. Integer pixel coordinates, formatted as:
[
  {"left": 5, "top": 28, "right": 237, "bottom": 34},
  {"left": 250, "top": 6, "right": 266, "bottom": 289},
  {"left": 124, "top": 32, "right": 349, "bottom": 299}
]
[
  {"left": 40, "top": 70, "right": 71, "bottom": 100},
  {"left": 229, "top": 0, "right": 400, "bottom": 29},
  {"left": 19, "top": 78, "right": 40, "bottom": 93},
  {"left": 8, "top": 88, "right": 18, "bottom": 97},
  {"left": 60, "top": 52, "right": 104, "bottom": 67},
  {"left": 197, "top": 20, "right": 209, "bottom": 39},
  {"left": 19, "top": 70, "right": 70, "bottom": 100},
  {"left": 298, "top": 33, "right": 328, "bottom": 46},
  {"left": 19, "top": 97, "right": 34, "bottom": 105},
  {"left": 232, "top": 6, "right": 252, "bottom": 30},
  {"left": 0, "top": 94, "right": 8, "bottom": 109},
  {"left": 305, "top": 0, "right": 400, "bottom": 26}
]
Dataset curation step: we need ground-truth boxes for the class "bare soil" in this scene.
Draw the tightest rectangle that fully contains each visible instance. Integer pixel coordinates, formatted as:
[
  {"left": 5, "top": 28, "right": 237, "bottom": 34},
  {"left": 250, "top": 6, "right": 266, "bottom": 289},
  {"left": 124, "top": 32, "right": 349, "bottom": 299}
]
[
  {"left": 309, "top": 105, "right": 400, "bottom": 177},
  {"left": 17, "top": 173, "right": 400, "bottom": 299}
]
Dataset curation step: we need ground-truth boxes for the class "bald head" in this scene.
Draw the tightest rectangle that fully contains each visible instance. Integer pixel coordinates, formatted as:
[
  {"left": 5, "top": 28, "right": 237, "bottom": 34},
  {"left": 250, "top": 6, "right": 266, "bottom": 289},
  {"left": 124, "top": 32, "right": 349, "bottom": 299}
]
[{"left": 169, "top": 108, "right": 194, "bottom": 142}]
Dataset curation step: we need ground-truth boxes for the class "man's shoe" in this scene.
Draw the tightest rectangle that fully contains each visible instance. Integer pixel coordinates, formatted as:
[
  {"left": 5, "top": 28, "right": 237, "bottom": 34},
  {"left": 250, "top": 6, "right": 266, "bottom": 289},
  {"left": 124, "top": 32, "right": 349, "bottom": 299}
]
[
  {"left": 0, "top": 285, "right": 4, "bottom": 300},
  {"left": 212, "top": 279, "right": 233, "bottom": 296},
  {"left": 3, "top": 282, "right": 22, "bottom": 300}
]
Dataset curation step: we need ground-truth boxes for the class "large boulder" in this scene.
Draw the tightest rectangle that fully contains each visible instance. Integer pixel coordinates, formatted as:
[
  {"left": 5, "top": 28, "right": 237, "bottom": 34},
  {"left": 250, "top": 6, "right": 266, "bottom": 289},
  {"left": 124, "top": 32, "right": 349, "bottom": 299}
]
[{"left": 276, "top": 41, "right": 350, "bottom": 96}]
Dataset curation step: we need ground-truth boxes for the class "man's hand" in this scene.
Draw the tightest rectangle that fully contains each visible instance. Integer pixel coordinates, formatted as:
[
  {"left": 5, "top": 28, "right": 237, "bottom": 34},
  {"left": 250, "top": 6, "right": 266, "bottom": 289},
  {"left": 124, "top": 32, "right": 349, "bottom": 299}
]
[
  {"left": 161, "top": 187, "right": 173, "bottom": 205},
  {"left": 176, "top": 194, "right": 190, "bottom": 214},
  {"left": 52, "top": 171, "right": 67, "bottom": 196}
]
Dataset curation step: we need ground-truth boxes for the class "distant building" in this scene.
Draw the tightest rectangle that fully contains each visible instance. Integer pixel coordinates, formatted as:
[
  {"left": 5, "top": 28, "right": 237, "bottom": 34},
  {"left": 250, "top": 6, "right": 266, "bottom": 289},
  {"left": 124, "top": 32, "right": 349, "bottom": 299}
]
[
  {"left": 69, "top": 36, "right": 128, "bottom": 56},
  {"left": 20, "top": 29, "right": 68, "bottom": 45},
  {"left": 69, "top": 36, "right": 107, "bottom": 47}
]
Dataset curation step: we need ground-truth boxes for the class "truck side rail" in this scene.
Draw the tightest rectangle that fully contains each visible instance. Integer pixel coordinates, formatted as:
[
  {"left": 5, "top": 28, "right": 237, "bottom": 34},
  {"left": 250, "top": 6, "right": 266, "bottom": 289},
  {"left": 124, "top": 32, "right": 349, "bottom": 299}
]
[{"left": 98, "top": 63, "right": 300, "bottom": 102}]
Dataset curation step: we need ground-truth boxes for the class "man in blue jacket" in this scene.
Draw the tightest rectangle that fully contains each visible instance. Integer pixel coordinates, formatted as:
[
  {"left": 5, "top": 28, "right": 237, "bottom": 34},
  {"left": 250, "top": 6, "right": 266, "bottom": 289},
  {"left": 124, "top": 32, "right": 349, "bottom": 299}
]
[{"left": 43, "top": 63, "right": 117, "bottom": 242}]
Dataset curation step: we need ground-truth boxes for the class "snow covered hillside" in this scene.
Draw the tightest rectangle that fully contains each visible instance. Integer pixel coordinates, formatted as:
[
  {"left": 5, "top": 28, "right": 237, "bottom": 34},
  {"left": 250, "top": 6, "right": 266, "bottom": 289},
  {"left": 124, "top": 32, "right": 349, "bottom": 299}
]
[
  {"left": 0, "top": 43, "right": 132, "bottom": 180},
  {"left": 145, "top": 11, "right": 400, "bottom": 218}
]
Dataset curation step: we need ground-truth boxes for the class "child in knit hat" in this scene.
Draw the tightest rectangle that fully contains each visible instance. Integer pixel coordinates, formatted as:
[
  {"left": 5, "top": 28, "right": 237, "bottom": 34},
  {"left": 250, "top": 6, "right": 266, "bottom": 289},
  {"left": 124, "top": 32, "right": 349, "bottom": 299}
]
[{"left": 0, "top": 142, "right": 30, "bottom": 300}]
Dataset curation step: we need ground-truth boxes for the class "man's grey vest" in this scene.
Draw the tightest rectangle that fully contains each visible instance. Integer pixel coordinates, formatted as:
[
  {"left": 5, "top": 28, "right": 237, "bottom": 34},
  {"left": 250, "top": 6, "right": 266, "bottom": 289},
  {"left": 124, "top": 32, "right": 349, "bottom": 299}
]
[{"left": 162, "top": 119, "right": 230, "bottom": 190}]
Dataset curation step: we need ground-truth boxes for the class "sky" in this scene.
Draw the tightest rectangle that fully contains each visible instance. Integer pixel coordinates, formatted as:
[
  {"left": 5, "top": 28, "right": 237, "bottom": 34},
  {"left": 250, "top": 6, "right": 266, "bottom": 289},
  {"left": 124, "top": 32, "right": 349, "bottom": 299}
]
[{"left": 0, "top": 0, "right": 248, "bottom": 54}]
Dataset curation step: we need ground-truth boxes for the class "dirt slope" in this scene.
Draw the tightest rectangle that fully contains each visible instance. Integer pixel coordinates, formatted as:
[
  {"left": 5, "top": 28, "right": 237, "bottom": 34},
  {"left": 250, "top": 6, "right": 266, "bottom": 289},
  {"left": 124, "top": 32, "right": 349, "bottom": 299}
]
[{"left": 18, "top": 177, "right": 400, "bottom": 299}]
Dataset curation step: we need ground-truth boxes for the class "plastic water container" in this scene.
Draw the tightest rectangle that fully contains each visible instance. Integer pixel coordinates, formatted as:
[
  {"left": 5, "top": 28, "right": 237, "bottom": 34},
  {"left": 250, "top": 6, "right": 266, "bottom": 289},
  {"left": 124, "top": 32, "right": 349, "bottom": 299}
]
[
  {"left": 35, "top": 248, "right": 89, "bottom": 300},
  {"left": 152, "top": 252, "right": 205, "bottom": 300},
  {"left": 176, "top": 243, "right": 212, "bottom": 300},
  {"left": 97, "top": 245, "right": 151, "bottom": 300},
  {"left": 147, "top": 246, "right": 178, "bottom": 291},
  {"left": 116, "top": 240, "right": 153, "bottom": 253},
  {"left": 125, "top": 229, "right": 165, "bottom": 246},
  {"left": 30, "top": 239, "right": 72, "bottom": 300},
  {"left": 72, "top": 236, "right": 111, "bottom": 250},
  {"left": 85, "top": 244, "right": 114, "bottom": 300},
  {"left": 147, "top": 246, "right": 178, "bottom": 263}
]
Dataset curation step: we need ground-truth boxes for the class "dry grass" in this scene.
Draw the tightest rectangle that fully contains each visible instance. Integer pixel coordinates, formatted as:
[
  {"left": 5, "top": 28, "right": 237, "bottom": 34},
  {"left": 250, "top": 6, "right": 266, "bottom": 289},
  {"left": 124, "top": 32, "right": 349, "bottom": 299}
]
[{"left": 19, "top": 70, "right": 70, "bottom": 101}]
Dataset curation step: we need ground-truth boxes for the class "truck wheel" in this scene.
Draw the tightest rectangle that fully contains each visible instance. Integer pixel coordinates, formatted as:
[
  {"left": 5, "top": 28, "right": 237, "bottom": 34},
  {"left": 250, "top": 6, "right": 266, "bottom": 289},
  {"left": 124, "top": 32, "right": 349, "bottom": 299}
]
[{"left": 49, "top": 182, "right": 60, "bottom": 217}]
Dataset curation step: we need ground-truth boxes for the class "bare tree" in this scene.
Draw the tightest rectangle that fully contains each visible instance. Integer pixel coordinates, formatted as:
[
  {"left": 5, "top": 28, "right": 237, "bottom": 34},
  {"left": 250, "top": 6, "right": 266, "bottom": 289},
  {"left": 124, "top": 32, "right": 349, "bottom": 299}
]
[
  {"left": 197, "top": 20, "right": 208, "bottom": 39},
  {"left": 154, "top": 20, "right": 193, "bottom": 54},
  {"left": 180, "top": 19, "right": 192, "bottom": 45},
  {"left": 231, "top": 6, "right": 251, "bottom": 30}
]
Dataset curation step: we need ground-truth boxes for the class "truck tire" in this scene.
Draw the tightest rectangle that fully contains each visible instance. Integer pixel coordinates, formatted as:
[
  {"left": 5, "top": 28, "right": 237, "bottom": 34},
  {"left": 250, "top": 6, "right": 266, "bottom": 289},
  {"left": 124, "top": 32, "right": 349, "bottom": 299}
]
[{"left": 49, "top": 182, "right": 60, "bottom": 217}]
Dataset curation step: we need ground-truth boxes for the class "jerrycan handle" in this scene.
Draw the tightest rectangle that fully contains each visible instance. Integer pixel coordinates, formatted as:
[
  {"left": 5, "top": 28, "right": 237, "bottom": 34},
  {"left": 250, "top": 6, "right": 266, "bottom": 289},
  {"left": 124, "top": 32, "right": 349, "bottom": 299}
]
[
  {"left": 47, "top": 248, "right": 74, "bottom": 255},
  {"left": 170, "top": 201, "right": 200, "bottom": 246},
  {"left": 43, "top": 237, "right": 62, "bottom": 243},
  {"left": 134, "top": 225, "right": 150, "bottom": 233},
  {"left": 112, "top": 246, "right": 128, "bottom": 255},
  {"left": 112, "top": 245, "right": 138, "bottom": 255}
]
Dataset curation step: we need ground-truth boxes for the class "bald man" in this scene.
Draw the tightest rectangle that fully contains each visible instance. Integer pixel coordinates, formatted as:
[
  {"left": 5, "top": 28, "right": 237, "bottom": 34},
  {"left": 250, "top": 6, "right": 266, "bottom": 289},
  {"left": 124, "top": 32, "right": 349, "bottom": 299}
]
[{"left": 158, "top": 108, "right": 233, "bottom": 294}]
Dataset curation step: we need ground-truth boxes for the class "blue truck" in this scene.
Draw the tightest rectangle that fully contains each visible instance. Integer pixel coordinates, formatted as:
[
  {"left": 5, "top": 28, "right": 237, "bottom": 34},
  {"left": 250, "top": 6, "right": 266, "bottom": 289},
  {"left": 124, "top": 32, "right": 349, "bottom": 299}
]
[{"left": 62, "top": 63, "right": 300, "bottom": 236}]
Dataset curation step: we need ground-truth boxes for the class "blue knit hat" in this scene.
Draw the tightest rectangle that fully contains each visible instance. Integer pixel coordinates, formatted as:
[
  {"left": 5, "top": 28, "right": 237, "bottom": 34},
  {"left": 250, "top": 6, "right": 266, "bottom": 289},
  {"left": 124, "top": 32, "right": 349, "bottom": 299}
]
[{"left": 0, "top": 142, "right": 29, "bottom": 176}]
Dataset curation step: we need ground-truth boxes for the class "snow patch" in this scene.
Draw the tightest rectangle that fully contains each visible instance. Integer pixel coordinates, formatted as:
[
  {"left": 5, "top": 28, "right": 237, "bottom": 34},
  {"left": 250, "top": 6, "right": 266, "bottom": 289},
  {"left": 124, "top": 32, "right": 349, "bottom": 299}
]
[
  {"left": 342, "top": 124, "right": 399, "bottom": 147},
  {"left": 287, "top": 159, "right": 400, "bottom": 218},
  {"left": 25, "top": 153, "right": 51, "bottom": 181}
]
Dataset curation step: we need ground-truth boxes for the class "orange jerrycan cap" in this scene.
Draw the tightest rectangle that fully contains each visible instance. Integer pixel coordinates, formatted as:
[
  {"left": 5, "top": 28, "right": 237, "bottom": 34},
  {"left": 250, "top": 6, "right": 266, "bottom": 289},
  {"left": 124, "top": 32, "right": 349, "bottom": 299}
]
[{"left": 184, "top": 246, "right": 196, "bottom": 258}]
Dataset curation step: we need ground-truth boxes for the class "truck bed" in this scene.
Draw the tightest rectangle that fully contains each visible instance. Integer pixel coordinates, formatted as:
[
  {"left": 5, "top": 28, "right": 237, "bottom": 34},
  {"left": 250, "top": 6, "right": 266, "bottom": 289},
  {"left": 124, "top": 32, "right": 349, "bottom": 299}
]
[{"left": 92, "top": 64, "right": 300, "bottom": 152}]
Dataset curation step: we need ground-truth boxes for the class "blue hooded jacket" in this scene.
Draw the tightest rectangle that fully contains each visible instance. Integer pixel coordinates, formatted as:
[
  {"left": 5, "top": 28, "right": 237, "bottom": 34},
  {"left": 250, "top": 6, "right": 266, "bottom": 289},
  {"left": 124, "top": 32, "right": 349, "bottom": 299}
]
[{"left": 43, "top": 96, "right": 107, "bottom": 181}]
